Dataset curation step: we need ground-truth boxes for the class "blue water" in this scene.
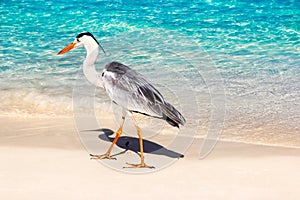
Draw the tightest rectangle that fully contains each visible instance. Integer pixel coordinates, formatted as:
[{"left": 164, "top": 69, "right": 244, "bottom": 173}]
[{"left": 0, "top": 0, "right": 299, "bottom": 147}]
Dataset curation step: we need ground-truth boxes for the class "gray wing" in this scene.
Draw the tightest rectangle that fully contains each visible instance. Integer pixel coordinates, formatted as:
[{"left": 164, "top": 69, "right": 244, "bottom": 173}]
[{"left": 103, "top": 62, "right": 186, "bottom": 127}]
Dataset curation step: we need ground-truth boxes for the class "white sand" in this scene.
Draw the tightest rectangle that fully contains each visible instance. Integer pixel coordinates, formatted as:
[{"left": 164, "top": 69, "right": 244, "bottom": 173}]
[{"left": 0, "top": 116, "right": 299, "bottom": 200}]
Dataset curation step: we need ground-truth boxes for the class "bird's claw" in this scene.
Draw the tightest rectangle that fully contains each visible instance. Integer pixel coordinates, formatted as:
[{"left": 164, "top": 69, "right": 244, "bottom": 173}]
[
  {"left": 123, "top": 162, "right": 155, "bottom": 169},
  {"left": 89, "top": 153, "right": 116, "bottom": 160}
]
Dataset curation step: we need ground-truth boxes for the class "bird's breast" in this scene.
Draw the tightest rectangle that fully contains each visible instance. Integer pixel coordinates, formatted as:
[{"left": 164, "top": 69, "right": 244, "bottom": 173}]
[{"left": 101, "top": 70, "right": 119, "bottom": 99}]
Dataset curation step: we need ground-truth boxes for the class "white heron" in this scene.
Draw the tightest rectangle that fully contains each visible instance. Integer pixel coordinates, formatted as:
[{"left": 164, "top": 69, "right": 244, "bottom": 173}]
[{"left": 58, "top": 32, "right": 185, "bottom": 168}]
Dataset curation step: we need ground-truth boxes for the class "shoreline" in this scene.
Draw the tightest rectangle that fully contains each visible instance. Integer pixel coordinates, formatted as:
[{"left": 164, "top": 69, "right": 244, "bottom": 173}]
[{"left": 1, "top": 114, "right": 299, "bottom": 149}]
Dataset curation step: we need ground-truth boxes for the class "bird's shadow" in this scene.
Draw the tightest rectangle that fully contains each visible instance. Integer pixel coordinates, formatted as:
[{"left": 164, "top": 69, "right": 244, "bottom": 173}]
[{"left": 87, "top": 128, "right": 184, "bottom": 159}]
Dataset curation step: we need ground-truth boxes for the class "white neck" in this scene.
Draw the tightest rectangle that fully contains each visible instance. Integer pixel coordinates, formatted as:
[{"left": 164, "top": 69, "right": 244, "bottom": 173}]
[{"left": 82, "top": 44, "right": 103, "bottom": 88}]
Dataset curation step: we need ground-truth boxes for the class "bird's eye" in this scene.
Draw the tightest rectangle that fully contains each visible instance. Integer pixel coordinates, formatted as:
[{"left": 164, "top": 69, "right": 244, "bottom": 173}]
[
  {"left": 77, "top": 38, "right": 80, "bottom": 42},
  {"left": 101, "top": 72, "right": 104, "bottom": 77}
]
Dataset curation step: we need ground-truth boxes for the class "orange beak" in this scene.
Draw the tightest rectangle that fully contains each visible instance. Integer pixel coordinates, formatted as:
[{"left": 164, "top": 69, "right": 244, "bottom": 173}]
[{"left": 57, "top": 42, "right": 76, "bottom": 55}]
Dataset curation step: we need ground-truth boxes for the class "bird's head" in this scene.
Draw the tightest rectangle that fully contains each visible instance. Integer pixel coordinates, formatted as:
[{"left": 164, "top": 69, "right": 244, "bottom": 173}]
[{"left": 57, "top": 32, "right": 105, "bottom": 55}]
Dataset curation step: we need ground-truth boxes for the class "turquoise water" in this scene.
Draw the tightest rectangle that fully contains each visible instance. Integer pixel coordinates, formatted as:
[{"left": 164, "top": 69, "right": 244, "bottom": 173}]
[{"left": 0, "top": 0, "right": 299, "bottom": 147}]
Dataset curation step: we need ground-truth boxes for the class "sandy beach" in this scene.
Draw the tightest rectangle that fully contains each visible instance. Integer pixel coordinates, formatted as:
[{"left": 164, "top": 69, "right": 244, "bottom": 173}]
[{"left": 1, "top": 115, "right": 299, "bottom": 200}]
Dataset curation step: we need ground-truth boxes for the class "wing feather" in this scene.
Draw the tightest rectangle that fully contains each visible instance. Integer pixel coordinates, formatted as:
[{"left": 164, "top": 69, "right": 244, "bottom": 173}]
[{"left": 103, "top": 61, "right": 185, "bottom": 127}]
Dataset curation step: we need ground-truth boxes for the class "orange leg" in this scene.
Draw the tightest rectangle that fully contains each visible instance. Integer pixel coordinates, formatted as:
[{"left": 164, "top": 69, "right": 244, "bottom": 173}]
[
  {"left": 124, "top": 113, "right": 154, "bottom": 169},
  {"left": 90, "top": 116, "right": 125, "bottom": 160}
]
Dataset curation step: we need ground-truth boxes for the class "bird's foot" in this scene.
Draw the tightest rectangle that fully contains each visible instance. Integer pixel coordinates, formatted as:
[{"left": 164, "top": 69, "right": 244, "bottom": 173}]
[
  {"left": 124, "top": 162, "right": 155, "bottom": 169},
  {"left": 89, "top": 153, "right": 116, "bottom": 160}
]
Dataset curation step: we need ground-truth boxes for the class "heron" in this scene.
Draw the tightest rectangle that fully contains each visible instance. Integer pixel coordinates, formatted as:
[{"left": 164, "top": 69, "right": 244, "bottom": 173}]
[{"left": 57, "top": 32, "right": 186, "bottom": 168}]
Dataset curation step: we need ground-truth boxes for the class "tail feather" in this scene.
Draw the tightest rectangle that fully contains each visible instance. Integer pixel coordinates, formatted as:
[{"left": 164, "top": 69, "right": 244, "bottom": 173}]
[{"left": 161, "top": 102, "right": 186, "bottom": 128}]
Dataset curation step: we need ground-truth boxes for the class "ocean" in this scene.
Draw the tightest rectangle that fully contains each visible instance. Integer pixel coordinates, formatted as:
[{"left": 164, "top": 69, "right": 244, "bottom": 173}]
[{"left": 0, "top": 0, "right": 299, "bottom": 148}]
